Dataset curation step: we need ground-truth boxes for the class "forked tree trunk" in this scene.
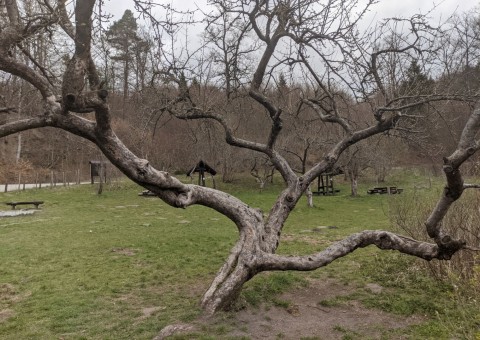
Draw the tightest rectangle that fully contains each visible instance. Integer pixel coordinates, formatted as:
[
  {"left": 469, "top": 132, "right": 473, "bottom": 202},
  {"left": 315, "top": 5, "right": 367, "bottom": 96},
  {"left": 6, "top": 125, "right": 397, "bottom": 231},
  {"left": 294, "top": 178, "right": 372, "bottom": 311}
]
[
  {"left": 200, "top": 251, "right": 253, "bottom": 314},
  {"left": 200, "top": 189, "right": 303, "bottom": 314},
  {"left": 200, "top": 225, "right": 264, "bottom": 314}
]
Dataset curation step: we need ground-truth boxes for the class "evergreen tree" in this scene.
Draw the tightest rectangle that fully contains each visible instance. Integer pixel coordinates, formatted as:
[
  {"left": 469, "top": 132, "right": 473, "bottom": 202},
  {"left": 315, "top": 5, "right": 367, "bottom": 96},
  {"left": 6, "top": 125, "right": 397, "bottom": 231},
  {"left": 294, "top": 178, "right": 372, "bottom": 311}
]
[
  {"left": 106, "top": 10, "right": 145, "bottom": 101},
  {"left": 402, "top": 60, "right": 434, "bottom": 95}
]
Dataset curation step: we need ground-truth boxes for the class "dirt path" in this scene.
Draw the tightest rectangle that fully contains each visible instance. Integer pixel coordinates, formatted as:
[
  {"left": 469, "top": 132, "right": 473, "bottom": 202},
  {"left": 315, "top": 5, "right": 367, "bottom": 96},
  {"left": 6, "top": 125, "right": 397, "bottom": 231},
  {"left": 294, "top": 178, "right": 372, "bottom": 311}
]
[{"left": 224, "top": 278, "right": 422, "bottom": 339}]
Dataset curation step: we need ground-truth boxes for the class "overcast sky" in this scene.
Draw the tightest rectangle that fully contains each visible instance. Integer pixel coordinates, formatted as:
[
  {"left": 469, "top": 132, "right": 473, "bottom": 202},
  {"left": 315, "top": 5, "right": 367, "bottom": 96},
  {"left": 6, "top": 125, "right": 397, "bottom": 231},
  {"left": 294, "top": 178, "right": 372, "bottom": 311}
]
[{"left": 103, "top": 0, "right": 479, "bottom": 23}]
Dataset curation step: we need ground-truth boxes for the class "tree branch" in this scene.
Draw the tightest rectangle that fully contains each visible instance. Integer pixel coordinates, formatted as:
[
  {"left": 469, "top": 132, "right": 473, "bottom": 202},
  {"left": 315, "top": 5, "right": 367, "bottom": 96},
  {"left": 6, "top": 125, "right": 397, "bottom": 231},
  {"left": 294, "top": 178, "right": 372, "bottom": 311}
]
[
  {"left": 0, "top": 107, "right": 16, "bottom": 113},
  {"left": 0, "top": 1, "right": 58, "bottom": 100},
  {"left": 5, "top": 0, "right": 20, "bottom": 26},
  {"left": 0, "top": 116, "right": 51, "bottom": 137},
  {"left": 54, "top": 0, "right": 75, "bottom": 39},
  {"left": 424, "top": 108, "right": 480, "bottom": 248},
  {"left": 61, "top": 0, "right": 100, "bottom": 111},
  {"left": 259, "top": 229, "right": 466, "bottom": 273},
  {"left": 170, "top": 106, "right": 269, "bottom": 154},
  {"left": 303, "top": 114, "right": 400, "bottom": 185},
  {"left": 303, "top": 99, "right": 353, "bottom": 133}
]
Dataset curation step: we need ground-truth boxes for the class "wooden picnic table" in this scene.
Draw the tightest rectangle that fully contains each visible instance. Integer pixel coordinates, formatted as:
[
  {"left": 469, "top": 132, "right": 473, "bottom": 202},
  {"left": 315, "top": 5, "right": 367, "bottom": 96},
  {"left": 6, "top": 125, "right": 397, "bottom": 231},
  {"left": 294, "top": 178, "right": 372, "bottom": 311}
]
[{"left": 367, "top": 187, "right": 403, "bottom": 195}]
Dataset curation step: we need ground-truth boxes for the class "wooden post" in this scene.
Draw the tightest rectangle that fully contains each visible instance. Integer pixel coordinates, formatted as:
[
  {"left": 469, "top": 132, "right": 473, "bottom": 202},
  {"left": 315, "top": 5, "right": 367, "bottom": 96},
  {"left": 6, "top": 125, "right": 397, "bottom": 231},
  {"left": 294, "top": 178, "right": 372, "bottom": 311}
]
[
  {"left": 212, "top": 175, "right": 216, "bottom": 189},
  {"left": 4, "top": 183, "right": 7, "bottom": 192},
  {"left": 104, "top": 164, "right": 107, "bottom": 184},
  {"left": 97, "top": 163, "right": 104, "bottom": 195},
  {"left": 50, "top": 171, "right": 54, "bottom": 188}
]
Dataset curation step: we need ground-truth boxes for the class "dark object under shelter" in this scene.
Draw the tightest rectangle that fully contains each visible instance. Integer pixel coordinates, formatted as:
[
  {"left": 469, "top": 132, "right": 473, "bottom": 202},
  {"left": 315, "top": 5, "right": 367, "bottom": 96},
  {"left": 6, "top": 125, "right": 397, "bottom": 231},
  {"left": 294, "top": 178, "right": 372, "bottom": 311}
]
[
  {"left": 187, "top": 160, "right": 217, "bottom": 188},
  {"left": 312, "top": 168, "right": 343, "bottom": 196},
  {"left": 89, "top": 160, "right": 108, "bottom": 184}
]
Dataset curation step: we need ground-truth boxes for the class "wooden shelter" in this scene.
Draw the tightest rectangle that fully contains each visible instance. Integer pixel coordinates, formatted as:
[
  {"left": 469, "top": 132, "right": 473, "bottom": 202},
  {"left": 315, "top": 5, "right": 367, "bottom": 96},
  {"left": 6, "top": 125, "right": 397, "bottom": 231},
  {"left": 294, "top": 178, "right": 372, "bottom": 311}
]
[{"left": 187, "top": 160, "right": 217, "bottom": 188}]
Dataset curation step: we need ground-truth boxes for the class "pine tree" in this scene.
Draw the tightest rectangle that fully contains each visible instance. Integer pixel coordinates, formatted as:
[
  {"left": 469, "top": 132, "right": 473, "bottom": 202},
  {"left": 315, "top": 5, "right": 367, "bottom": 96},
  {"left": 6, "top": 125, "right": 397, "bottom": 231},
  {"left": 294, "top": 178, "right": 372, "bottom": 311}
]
[
  {"left": 106, "top": 10, "right": 144, "bottom": 102},
  {"left": 402, "top": 60, "right": 434, "bottom": 95}
]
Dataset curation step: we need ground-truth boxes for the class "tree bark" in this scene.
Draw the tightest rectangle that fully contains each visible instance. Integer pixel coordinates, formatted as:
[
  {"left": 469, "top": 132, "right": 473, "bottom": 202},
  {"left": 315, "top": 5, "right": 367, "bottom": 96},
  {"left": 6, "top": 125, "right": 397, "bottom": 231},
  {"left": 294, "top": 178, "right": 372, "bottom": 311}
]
[
  {"left": 15, "top": 133, "right": 22, "bottom": 163},
  {"left": 200, "top": 249, "right": 253, "bottom": 314},
  {"left": 306, "top": 185, "right": 314, "bottom": 207},
  {"left": 350, "top": 176, "right": 358, "bottom": 197}
]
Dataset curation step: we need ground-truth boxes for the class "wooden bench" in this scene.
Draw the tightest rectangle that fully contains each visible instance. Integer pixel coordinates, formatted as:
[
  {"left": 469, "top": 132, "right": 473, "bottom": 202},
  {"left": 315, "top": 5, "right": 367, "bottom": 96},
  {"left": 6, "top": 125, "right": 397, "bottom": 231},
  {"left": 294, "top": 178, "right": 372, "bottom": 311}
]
[
  {"left": 312, "top": 189, "right": 341, "bottom": 196},
  {"left": 6, "top": 201, "right": 44, "bottom": 210}
]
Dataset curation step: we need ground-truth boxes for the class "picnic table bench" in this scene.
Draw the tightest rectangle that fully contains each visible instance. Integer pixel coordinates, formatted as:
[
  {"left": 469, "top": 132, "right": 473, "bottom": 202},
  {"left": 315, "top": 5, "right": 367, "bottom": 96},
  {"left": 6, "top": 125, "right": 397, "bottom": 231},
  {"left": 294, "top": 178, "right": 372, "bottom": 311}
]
[
  {"left": 6, "top": 201, "right": 44, "bottom": 210},
  {"left": 367, "top": 187, "right": 403, "bottom": 195},
  {"left": 313, "top": 189, "right": 341, "bottom": 196}
]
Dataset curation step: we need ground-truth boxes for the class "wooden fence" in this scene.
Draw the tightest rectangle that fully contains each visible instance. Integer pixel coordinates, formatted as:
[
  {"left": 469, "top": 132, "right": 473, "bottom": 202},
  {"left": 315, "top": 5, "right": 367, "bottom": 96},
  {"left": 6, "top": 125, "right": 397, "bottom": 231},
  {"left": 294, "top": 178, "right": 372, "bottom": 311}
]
[{"left": 3, "top": 170, "right": 82, "bottom": 192}]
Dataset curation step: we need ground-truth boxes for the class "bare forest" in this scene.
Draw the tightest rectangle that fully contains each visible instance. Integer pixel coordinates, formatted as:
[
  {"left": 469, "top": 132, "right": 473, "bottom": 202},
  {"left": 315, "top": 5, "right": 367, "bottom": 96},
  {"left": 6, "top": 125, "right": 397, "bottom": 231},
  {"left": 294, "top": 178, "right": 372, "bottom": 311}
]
[{"left": 1, "top": 0, "right": 480, "bottom": 317}]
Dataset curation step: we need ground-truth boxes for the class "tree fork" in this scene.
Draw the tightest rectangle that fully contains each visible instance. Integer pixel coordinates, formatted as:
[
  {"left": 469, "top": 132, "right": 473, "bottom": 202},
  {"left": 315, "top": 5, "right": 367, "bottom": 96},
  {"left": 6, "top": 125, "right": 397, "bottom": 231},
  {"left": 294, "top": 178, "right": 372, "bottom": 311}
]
[{"left": 201, "top": 223, "right": 265, "bottom": 314}]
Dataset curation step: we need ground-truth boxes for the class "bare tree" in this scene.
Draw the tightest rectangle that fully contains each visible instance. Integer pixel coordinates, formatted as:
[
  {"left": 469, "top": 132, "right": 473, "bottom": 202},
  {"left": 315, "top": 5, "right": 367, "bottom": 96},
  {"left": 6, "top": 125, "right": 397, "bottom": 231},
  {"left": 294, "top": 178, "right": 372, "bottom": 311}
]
[
  {"left": 249, "top": 154, "right": 275, "bottom": 191},
  {"left": 1, "top": 0, "right": 480, "bottom": 318}
]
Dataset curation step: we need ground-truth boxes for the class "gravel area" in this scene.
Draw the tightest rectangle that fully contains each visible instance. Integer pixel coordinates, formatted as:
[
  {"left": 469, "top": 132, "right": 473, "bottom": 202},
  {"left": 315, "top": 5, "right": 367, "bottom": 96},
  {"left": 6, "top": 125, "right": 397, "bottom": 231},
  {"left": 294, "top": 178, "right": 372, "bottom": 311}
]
[{"left": 0, "top": 210, "right": 37, "bottom": 217}]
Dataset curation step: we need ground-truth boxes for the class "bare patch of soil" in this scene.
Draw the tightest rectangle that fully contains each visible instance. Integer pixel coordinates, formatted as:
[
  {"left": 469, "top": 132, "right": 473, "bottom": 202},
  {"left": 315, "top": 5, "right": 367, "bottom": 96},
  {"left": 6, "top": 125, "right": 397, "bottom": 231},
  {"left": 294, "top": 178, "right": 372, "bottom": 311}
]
[
  {"left": 111, "top": 247, "right": 136, "bottom": 256},
  {"left": 142, "top": 306, "right": 165, "bottom": 318},
  {"left": 157, "top": 278, "right": 424, "bottom": 339},
  {"left": 0, "top": 283, "right": 20, "bottom": 304},
  {"left": 134, "top": 306, "right": 167, "bottom": 325},
  {"left": 155, "top": 279, "right": 425, "bottom": 340},
  {"left": 0, "top": 284, "right": 26, "bottom": 324},
  {"left": 0, "top": 309, "right": 14, "bottom": 323},
  {"left": 222, "top": 278, "right": 423, "bottom": 339}
]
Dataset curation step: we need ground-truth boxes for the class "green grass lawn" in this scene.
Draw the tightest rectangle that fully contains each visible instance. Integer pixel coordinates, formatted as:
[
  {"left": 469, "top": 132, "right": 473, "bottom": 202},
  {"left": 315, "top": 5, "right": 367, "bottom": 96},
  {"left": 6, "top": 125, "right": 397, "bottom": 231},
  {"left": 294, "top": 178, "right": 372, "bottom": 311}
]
[{"left": 0, "top": 176, "right": 478, "bottom": 339}]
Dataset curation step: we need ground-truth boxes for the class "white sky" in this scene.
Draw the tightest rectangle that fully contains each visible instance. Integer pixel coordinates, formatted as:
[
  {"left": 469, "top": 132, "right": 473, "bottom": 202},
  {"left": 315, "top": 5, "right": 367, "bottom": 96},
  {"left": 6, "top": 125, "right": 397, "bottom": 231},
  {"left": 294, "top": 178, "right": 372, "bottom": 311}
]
[{"left": 103, "top": 0, "right": 479, "bottom": 22}]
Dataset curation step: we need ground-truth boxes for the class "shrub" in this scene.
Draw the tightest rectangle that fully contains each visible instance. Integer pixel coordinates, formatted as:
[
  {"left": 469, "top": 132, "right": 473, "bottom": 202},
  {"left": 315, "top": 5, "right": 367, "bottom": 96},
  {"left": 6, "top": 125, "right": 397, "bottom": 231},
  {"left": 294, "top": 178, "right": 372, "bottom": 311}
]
[{"left": 389, "top": 188, "right": 480, "bottom": 295}]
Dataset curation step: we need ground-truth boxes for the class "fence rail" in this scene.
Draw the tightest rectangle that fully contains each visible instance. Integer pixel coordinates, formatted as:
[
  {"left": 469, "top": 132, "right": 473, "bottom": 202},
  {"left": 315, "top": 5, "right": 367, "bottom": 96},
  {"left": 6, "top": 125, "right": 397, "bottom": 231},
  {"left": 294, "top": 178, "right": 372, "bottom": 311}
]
[
  {"left": 2, "top": 169, "right": 97, "bottom": 192},
  {"left": 1, "top": 165, "right": 126, "bottom": 193}
]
